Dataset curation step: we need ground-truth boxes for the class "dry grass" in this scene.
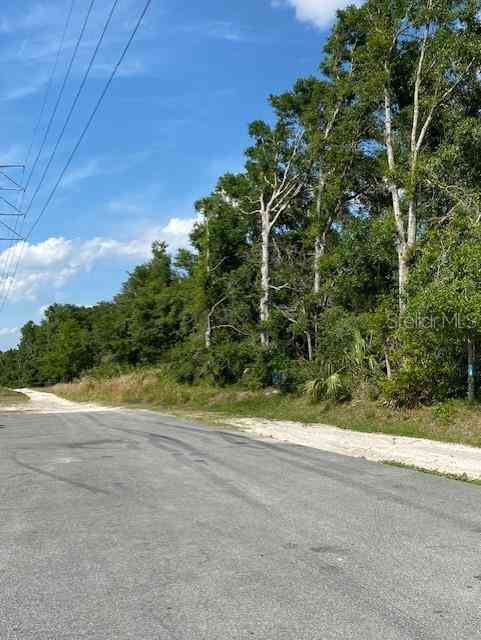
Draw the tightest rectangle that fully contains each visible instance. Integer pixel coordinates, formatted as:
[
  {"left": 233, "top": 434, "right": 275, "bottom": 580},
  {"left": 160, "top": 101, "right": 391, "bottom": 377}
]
[
  {"left": 0, "top": 387, "right": 29, "bottom": 405},
  {"left": 52, "top": 369, "right": 481, "bottom": 448},
  {"left": 53, "top": 371, "right": 256, "bottom": 409}
]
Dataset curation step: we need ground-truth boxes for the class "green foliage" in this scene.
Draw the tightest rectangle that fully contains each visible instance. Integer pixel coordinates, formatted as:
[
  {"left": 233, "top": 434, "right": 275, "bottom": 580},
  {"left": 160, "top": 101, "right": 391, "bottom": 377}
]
[
  {"left": 2, "top": 3, "right": 481, "bottom": 408},
  {"left": 305, "top": 329, "right": 382, "bottom": 402},
  {"left": 164, "top": 341, "right": 205, "bottom": 385},
  {"left": 83, "top": 362, "right": 134, "bottom": 381},
  {"left": 204, "top": 342, "right": 255, "bottom": 387},
  {"left": 431, "top": 401, "right": 458, "bottom": 424},
  {"left": 381, "top": 360, "right": 461, "bottom": 408},
  {"left": 305, "top": 365, "right": 350, "bottom": 402}
]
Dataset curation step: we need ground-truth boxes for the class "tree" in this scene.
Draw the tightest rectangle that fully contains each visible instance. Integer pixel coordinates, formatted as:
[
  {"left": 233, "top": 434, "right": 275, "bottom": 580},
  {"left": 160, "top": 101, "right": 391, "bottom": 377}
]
[
  {"left": 192, "top": 173, "right": 252, "bottom": 349},
  {"left": 245, "top": 120, "right": 305, "bottom": 346},
  {"left": 342, "top": 0, "right": 481, "bottom": 312},
  {"left": 115, "top": 242, "right": 186, "bottom": 363},
  {"left": 3, "top": 5, "right": 481, "bottom": 408}
]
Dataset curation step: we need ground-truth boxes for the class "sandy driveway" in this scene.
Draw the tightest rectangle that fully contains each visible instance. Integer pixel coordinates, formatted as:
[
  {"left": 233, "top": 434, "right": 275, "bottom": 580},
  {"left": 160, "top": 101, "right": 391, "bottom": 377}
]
[
  {"left": 5, "top": 388, "right": 481, "bottom": 481},
  {"left": 5, "top": 388, "right": 115, "bottom": 414},
  {"left": 230, "top": 417, "right": 481, "bottom": 481}
]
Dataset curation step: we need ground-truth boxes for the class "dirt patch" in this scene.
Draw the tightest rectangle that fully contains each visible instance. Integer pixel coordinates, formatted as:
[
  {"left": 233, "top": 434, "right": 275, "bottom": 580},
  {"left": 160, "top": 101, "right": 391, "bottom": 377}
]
[
  {"left": 229, "top": 417, "right": 481, "bottom": 481},
  {"left": 3, "top": 389, "right": 118, "bottom": 414}
]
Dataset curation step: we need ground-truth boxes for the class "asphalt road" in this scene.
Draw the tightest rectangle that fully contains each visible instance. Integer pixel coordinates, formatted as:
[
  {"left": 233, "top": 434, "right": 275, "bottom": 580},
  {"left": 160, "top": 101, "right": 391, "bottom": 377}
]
[{"left": 1, "top": 407, "right": 480, "bottom": 639}]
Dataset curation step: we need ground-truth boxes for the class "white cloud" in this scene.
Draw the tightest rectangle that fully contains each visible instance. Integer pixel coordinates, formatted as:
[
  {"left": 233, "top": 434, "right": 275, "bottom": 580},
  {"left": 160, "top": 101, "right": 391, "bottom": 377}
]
[
  {"left": 0, "top": 214, "right": 200, "bottom": 302},
  {"left": 18, "top": 237, "right": 72, "bottom": 268},
  {"left": 163, "top": 217, "right": 199, "bottom": 236},
  {"left": 274, "top": 0, "right": 362, "bottom": 29},
  {"left": 0, "top": 326, "right": 19, "bottom": 337}
]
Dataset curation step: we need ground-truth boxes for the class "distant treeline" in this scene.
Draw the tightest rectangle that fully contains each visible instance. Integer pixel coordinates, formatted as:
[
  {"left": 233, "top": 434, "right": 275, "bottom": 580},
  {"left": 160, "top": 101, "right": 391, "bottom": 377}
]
[{"left": 2, "top": 1, "right": 481, "bottom": 405}]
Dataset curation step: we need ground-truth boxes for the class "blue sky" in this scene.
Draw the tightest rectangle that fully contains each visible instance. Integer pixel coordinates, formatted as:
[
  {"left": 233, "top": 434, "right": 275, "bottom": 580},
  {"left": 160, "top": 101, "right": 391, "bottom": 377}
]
[{"left": 0, "top": 0, "right": 354, "bottom": 349}]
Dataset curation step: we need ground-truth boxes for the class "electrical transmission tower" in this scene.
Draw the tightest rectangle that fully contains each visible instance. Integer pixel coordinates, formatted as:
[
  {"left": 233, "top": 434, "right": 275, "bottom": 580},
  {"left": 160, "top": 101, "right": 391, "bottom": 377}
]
[{"left": 0, "top": 164, "right": 25, "bottom": 242}]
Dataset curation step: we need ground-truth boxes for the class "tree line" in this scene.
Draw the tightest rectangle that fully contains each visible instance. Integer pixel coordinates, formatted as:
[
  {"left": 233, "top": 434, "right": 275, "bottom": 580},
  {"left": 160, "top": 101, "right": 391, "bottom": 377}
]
[{"left": 3, "top": 0, "right": 481, "bottom": 405}]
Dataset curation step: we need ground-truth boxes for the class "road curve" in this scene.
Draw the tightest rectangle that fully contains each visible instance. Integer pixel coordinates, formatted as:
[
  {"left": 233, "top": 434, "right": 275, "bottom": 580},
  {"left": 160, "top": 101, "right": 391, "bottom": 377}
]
[{"left": 0, "top": 397, "right": 480, "bottom": 639}]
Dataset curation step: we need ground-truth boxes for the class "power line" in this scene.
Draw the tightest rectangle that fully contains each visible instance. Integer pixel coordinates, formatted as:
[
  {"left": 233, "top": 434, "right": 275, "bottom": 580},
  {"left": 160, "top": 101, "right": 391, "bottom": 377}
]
[
  {"left": 25, "top": 0, "right": 153, "bottom": 241},
  {"left": 1, "top": 0, "right": 153, "bottom": 311},
  {"left": 22, "top": 0, "right": 78, "bottom": 198},
  {"left": 0, "top": 0, "right": 77, "bottom": 304},
  {"left": 22, "top": 0, "right": 98, "bottom": 217},
  {"left": 0, "top": 0, "right": 100, "bottom": 309}
]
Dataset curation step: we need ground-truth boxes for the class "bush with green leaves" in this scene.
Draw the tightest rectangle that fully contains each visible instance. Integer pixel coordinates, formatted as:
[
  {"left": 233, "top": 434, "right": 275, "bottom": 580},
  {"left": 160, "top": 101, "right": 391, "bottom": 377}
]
[
  {"left": 165, "top": 341, "right": 206, "bottom": 385},
  {"left": 383, "top": 216, "right": 481, "bottom": 405},
  {"left": 204, "top": 341, "right": 256, "bottom": 387},
  {"left": 305, "top": 329, "right": 382, "bottom": 402}
]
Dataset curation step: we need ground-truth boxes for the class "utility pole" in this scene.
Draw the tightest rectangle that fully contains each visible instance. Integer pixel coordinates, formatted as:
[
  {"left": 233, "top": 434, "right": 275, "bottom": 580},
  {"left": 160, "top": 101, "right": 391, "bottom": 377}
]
[
  {"left": 0, "top": 163, "right": 26, "bottom": 313},
  {"left": 0, "top": 164, "right": 26, "bottom": 242}
]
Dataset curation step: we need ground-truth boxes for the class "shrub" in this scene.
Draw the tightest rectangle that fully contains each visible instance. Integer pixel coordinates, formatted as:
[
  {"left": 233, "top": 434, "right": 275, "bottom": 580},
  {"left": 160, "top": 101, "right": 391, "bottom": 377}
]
[
  {"left": 241, "top": 348, "right": 303, "bottom": 391},
  {"left": 305, "top": 329, "right": 382, "bottom": 403},
  {"left": 84, "top": 361, "right": 134, "bottom": 380},
  {"left": 204, "top": 341, "right": 255, "bottom": 386},
  {"left": 165, "top": 341, "right": 205, "bottom": 385},
  {"left": 380, "top": 358, "right": 463, "bottom": 407},
  {"left": 431, "top": 400, "right": 458, "bottom": 423},
  {"left": 304, "top": 364, "right": 351, "bottom": 402}
]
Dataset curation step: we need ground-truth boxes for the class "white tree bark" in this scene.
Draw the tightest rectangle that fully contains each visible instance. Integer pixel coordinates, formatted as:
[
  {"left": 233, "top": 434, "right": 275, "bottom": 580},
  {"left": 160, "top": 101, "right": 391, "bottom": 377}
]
[
  {"left": 205, "top": 314, "right": 212, "bottom": 349},
  {"left": 313, "top": 216, "right": 332, "bottom": 297},
  {"left": 205, "top": 295, "right": 228, "bottom": 349},
  {"left": 382, "top": 10, "right": 462, "bottom": 314},
  {"left": 312, "top": 100, "right": 341, "bottom": 296},
  {"left": 468, "top": 338, "right": 476, "bottom": 402},
  {"left": 306, "top": 330, "right": 313, "bottom": 362},
  {"left": 397, "top": 246, "right": 409, "bottom": 315},
  {"left": 204, "top": 211, "right": 211, "bottom": 349},
  {"left": 260, "top": 222, "right": 270, "bottom": 347},
  {"left": 313, "top": 235, "right": 323, "bottom": 296},
  {"left": 255, "top": 141, "right": 303, "bottom": 346},
  {"left": 313, "top": 169, "right": 327, "bottom": 296},
  {"left": 383, "top": 26, "right": 427, "bottom": 315},
  {"left": 385, "top": 347, "right": 392, "bottom": 380}
]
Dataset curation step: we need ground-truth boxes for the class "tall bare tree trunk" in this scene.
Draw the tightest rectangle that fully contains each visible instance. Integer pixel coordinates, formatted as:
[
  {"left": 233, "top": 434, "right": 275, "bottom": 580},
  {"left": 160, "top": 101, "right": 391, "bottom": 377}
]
[
  {"left": 468, "top": 338, "right": 476, "bottom": 402},
  {"left": 254, "top": 136, "right": 302, "bottom": 347},
  {"left": 260, "top": 222, "right": 270, "bottom": 347},
  {"left": 383, "top": 21, "right": 428, "bottom": 316},
  {"left": 384, "top": 87, "right": 411, "bottom": 314},
  {"left": 305, "top": 331, "right": 313, "bottom": 362},
  {"left": 398, "top": 245, "right": 409, "bottom": 315},
  {"left": 204, "top": 213, "right": 211, "bottom": 349},
  {"left": 384, "top": 347, "right": 392, "bottom": 379},
  {"left": 314, "top": 221, "right": 332, "bottom": 295},
  {"left": 313, "top": 235, "right": 323, "bottom": 296},
  {"left": 313, "top": 169, "right": 327, "bottom": 295},
  {"left": 205, "top": 315, "right": 212, "bottom": 349}
]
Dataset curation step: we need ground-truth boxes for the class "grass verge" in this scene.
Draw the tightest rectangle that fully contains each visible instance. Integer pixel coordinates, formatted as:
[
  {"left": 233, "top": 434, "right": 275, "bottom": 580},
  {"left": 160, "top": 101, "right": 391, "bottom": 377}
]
[
  {"left": 51, "top": 370, "right": 481, "bottom": 448},
  {"left": 382, "top": 461, "right": 481, "bottom": 485},
  {"left": 0, "top": 387, "right": 29, "bottom": 406}
]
